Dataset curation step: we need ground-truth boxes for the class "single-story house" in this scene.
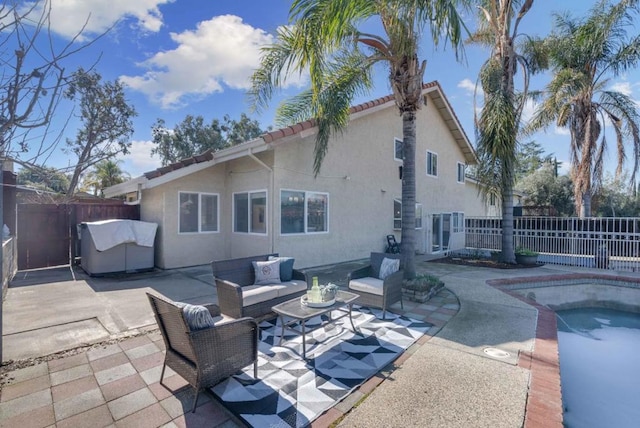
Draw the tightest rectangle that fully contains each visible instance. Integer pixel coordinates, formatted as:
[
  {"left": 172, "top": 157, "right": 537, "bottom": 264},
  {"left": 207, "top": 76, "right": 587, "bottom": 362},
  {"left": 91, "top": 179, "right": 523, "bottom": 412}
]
[{"left": 105, "top": 81, "right": 478, "bottom": 269}]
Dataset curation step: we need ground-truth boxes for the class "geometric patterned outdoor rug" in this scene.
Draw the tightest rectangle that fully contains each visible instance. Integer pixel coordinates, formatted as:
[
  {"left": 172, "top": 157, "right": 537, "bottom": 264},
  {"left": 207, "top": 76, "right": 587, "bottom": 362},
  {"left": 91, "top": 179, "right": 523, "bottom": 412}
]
[{"left": 211, "top": 307, "right": 432, "bottom": 427}]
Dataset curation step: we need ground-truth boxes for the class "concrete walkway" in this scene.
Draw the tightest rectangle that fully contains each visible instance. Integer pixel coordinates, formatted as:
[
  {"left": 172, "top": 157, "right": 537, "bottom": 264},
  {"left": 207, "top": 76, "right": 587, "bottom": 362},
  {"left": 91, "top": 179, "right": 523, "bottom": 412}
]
[{"left": 1, "top": 257, "right": 636, "bottom": 427}]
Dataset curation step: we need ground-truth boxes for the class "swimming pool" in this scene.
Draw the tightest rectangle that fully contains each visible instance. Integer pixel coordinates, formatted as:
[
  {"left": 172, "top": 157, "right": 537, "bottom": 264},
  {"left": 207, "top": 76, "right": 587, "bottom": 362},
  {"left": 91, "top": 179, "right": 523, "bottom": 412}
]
[{"left": 557, "top": 308, "right": 640, "bottom": 428}]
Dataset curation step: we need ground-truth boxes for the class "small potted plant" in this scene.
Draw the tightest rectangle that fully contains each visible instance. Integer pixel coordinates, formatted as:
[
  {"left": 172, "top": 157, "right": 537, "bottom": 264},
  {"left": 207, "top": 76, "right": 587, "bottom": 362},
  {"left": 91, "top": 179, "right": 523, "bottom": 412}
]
[
  {"left": 515, "top": 247, "right": 539, "bottom": 265},
  {"left": 320, "top": 283, "right": 340, "bottom": 302},
  {"left": 402, "top": 274, "right": 445, "bottom": 303}
]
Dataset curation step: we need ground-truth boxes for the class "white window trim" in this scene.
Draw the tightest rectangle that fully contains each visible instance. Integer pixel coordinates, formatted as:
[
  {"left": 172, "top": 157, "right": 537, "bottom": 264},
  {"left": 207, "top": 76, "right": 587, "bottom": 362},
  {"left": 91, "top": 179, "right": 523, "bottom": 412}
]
[
  {"left": 233, "top": 189, "right": 268, "bottom": 235},
  {"left": 457, "top": 162, "right": 465, "bottom": 184},
  {"left": 178, "top": 191, "right": 220, "bottom": 234},
  {"left": 393, "top": 199, "right": 423, "bottom": 230},
  {"left": 280, "top": 189, "right": 330, "bottom": 235},
  {"left": 452, "top": 211, "right": 465, "bottom": 233},
  {"left": 393, "top": 199, "right": 402, "bottom": 230},
  {"left": 394, "top": 138, "right": 403, "bottom": 162},
  {"left": 427, "top": 150, "right": 438, "bottom": 177}
]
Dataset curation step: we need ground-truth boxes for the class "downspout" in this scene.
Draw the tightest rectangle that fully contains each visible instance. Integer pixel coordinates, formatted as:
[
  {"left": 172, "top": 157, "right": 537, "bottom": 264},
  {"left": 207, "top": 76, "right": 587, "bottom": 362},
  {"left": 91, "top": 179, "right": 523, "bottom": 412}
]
[{"left": 248, "top": 149, "right": 275, "bottom": 253}]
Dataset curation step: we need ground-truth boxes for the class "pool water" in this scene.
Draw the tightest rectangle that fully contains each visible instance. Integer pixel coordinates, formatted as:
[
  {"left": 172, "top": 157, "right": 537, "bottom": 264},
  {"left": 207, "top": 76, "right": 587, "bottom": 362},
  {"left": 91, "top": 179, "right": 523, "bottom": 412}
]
[{"left": 557, "top": 308, "right": 640, "bottom": 428}]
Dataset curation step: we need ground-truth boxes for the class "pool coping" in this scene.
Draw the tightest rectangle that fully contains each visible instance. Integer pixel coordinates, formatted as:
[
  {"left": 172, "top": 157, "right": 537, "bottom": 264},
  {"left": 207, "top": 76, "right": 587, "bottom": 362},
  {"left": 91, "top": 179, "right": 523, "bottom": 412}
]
[
  {"left": 488, "top": 275, "right": 565, "bottom": 428},
  {"left": 488, "top": 272, "right": 640, "bottom": 428}
]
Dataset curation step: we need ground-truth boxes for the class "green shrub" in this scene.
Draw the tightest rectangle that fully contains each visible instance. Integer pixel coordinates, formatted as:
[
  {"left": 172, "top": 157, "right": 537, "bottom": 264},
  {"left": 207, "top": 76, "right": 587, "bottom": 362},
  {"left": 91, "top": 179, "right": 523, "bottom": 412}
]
[
  {"left": 515, "top": 247, "right": 538, "bottom": 256},
  {"left": 403, "top": 274, "right": 444, "bottom": 292}
]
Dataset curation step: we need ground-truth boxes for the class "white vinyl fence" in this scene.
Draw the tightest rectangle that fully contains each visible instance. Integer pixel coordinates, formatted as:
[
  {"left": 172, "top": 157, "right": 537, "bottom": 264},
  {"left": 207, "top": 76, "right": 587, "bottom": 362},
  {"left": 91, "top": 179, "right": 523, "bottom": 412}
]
[{"left": 465, "top": 216, "right": 640, "bottom": 271}]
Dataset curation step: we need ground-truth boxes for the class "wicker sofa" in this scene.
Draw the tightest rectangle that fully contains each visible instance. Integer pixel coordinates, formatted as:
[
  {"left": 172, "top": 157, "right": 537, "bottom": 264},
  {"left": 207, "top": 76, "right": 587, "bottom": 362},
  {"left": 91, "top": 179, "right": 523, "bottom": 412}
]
[{"left": 211, "top": 254, "right": 308, "bottom": 319}]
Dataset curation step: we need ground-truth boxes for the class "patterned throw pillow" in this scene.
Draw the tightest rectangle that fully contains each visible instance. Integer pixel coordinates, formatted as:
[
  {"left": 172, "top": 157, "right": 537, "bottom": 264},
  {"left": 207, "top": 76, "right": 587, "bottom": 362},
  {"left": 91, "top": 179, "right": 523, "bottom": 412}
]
[
  {"left": 268, "top": 256, "right": 295, "bottom": 281},
  {"left": 378, "top": 257, "right": 400, "bottom": 280},
  {"left": 179, "top": 303, "right": 217, "bottom": 331},
  {"left": 253, "top": 259, "right": 281, "bottom": 285}
]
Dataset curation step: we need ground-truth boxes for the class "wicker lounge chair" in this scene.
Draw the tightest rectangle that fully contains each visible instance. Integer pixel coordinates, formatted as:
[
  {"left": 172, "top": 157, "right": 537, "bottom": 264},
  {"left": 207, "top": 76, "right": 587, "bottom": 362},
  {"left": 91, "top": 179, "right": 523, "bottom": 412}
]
[
  {"left": 347, "top": 252, "right": 404, "bottom": 319},
  {"left": 146, "top": 293, "right": 259, "bottom": 412}
]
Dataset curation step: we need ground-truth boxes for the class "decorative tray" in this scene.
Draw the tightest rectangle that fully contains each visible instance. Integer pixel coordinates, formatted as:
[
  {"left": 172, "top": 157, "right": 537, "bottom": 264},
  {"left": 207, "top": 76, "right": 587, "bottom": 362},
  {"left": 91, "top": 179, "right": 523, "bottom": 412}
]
[{"left": 300, "top": 295, "right": 336, "bottom": 308}]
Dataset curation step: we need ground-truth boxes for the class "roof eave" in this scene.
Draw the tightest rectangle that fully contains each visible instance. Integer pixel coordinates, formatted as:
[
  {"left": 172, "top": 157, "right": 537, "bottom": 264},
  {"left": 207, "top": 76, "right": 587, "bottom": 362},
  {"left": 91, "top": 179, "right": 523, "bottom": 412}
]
[{"left": 103, "top": 176, "right": 147, "bottom": 198}]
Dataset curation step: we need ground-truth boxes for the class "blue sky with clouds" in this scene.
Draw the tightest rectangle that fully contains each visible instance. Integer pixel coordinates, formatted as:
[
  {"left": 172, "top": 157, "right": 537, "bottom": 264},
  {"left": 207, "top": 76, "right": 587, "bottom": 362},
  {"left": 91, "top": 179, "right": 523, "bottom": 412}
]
[{"left": 16, "top": 0, "right": 639, "bottom": 179}]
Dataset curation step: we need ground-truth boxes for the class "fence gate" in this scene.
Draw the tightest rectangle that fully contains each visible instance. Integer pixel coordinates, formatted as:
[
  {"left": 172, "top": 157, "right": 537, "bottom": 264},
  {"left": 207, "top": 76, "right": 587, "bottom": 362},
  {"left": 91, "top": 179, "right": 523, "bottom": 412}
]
[
  {"left": 17, "top": 203, "right": 141, "bottom": 270},
  {"left": 17, "top": 204, "right": 71, "bottom": 270}
]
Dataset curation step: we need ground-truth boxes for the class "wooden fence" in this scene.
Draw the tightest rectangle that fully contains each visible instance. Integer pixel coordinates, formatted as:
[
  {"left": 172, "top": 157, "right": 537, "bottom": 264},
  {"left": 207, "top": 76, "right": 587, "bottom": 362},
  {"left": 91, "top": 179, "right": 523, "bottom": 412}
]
[{"left": 17, "top": 203, "right": 140, "bottom": 270}]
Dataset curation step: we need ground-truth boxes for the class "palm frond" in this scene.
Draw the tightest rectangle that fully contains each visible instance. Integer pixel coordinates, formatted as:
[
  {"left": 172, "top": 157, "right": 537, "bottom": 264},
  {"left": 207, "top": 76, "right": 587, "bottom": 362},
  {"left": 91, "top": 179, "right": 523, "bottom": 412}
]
[{"left": 249, "top": 26, "right": 309, "bottom": 113}]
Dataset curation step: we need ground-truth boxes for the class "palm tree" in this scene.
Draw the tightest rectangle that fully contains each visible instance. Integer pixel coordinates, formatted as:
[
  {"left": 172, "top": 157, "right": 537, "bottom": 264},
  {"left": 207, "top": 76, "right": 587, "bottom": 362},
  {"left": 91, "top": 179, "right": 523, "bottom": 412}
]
[
  {"left": 83, "top": 160, "right": 130, "bottom": 196},
  {"left": 469, "top": 0, "right": 535, "bottom": 263},
  {"left": 250, "top": 0, "right": 469, "bottom": 278},
  {"left": 528, "top": 0, "right": 640, "bottom": 217}
]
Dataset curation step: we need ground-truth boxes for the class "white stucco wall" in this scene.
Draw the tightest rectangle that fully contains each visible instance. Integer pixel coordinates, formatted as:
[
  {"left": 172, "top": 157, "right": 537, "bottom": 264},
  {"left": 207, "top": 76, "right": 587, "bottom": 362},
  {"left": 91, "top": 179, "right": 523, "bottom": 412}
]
[
  {"left": 270, "top": 94, "right": 473, "bottom": 268},
  {"left": 137, "top": 90, "right": 476, "bottom": 269},
  {"left": 141, "top": 166, "right": 230, "bottom": 268}
]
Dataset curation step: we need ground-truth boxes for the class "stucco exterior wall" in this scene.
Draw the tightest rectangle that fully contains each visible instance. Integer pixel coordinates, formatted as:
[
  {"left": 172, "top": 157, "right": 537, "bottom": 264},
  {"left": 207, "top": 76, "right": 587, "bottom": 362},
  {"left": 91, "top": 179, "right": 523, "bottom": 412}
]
[
  {"left": 270, "top": 94, "right": 472, "bottom": 268},
  {"left": 142, "top": 166, "right": 230, "bottom": 268},
  {"left": 465, "top": 181, "right": 498, "bottom": 217},
  {"left": 224, "top": 152, "right": 273, "bottom": 258},
  {"left": 135, "top": 90, "right": 476, "bottom": 270}
]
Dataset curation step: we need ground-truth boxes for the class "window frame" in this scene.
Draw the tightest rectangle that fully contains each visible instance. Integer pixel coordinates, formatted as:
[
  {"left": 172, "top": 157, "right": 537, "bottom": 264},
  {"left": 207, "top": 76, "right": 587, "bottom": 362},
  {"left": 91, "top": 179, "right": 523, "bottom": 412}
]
[
  {"left": 457, "top": 162, "right": 465, "bottom": 183},
  {"left": 394, "top": 138, "right": 403, "bottom": 162},
  {"left": 452, "top": 212, "right": 465, "bottom": 233},
  {"left": 178, "top": 191, "right": 219, "bottom": 234},
  {"left": 393, "top": 199, "right": 423, "bottom": 230},
  {"left": 426, "top": 150, "right": 438, "bottom": 177},
  {"left": 233, "top": 189, "right": 268, "bottom": 235},
  {"left": 280, "top": 189, "right": 330, "bottom": 235}
]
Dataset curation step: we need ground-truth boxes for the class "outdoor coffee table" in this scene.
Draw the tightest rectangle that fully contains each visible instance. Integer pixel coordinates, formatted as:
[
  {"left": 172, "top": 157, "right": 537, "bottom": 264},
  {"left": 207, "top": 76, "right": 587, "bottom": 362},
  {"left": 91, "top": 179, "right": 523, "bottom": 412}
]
[{"left": 272, "top": 290, "right": 360, "bottom": 359}]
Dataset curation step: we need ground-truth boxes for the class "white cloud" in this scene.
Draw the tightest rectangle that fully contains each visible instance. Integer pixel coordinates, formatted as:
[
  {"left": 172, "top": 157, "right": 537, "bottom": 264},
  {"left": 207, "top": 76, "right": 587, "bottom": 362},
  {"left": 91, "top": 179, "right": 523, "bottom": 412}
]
[
  {"left": 22, "top": 0, "right": 172, "bottom": 41},
  {"left": 556, "top": 159, "right": 571, "bottom": 176},
  {"left": 520, "top": 99, "right": 538, "bottom": 124},
  {"left": 457, "top": 78, "right": 478, "bottom": 95},
  {"left": 120, "top": 16, "right": 307, "bottom": 109},
  {"left": 611, "top": 81, "right": 633, "bottom": 96},
  {"left": 554, "top": 126, "right": 570, "bottom": 136},
  {"left": 118, "top": 140, "right": 161, "bottom": 177}
]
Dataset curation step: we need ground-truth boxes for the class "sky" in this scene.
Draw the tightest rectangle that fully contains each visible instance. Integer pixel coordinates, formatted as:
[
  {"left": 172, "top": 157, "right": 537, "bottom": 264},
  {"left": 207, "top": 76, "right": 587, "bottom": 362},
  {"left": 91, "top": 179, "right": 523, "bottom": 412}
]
[{"left": 11, "top": 0, "right": 640, "bottom": 180}]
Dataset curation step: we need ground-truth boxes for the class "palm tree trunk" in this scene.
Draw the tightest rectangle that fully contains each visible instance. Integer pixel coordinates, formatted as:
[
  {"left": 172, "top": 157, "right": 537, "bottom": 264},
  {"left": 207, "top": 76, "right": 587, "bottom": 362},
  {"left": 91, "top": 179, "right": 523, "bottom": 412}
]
[
  {"left": 401, "top": 111, "right": 416, "bottom": 279},
  {"left": 580, "top": 190, "right": 592, "bottom": 217},
  {"left": 501, "top": 179, "right": 516, "bottom": 263}
]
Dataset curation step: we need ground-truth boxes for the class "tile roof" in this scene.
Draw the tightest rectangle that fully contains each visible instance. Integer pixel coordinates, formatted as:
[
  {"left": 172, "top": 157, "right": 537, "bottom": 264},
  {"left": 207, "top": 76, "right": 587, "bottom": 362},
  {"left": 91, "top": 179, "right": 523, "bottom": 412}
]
[{"left": 141, "top": 80, "right": 471, "bottom": 181}]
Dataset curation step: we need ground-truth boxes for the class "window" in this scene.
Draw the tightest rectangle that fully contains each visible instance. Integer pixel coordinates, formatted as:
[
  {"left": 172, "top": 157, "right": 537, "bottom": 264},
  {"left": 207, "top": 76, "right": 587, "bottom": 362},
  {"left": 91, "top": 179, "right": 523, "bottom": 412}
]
[
  {"left": 415, "top": 204, "right": 423, "bottom": 229},
  {"left": 234, "top": 190, "right": 267, "bottom": 234},
  {"left": 427, "top": 151, "right": 438, "bottom": 176},
  {"left": 490, "top": 194, "right": 496, "bottom": 206},
  {"left": 457, "top": 162, "right": 465, "bottom": 183},
  {"left": 281, "top": 190, "right": 329, "bottom": 234},
  {"left": 179, "top": 192, "right": 218, "bottom": 233},
  {"left": 393, "top": 199, "right": 422, "bottom": 230},
  {"left": 394, "top": 138, "right": 403, "bottom": 161},
  {"left": 453, "top": 212, "right": 465, "bottom": 233}
]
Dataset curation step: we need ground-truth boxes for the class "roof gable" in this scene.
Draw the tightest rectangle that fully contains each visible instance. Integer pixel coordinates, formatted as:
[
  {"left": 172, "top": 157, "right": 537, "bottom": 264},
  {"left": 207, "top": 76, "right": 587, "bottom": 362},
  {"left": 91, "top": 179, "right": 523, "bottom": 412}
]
[{"left": 104, "top": 80, "right": 476, "bottom": 198}]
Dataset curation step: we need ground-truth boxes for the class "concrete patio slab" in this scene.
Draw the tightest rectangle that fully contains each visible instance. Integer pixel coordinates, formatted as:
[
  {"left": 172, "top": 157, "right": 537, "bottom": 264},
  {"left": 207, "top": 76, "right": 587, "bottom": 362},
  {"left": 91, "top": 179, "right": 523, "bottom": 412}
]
[
  {"left": 337, "top": 343, "right": 529, "bottom": 428},
  {"left": 3, "top": 265, "right": 219, "bottom": 362}
]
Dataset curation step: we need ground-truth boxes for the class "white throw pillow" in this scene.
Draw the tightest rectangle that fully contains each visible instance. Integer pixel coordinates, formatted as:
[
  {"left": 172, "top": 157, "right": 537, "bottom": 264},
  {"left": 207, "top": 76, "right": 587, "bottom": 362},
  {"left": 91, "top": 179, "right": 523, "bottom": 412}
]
[
  {"left": 378, "top": 257, "right": 400, "bottom": 280},
  {"left": 253, "top": 259, "right": 281, "bottom": 285}
]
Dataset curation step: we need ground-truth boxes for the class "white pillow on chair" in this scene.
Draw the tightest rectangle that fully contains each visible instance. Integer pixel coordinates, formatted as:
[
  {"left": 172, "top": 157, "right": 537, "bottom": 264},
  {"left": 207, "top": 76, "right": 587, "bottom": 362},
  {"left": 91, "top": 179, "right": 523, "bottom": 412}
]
[{"left": 378, "top": 257, "right": 400, "bottom": 280}]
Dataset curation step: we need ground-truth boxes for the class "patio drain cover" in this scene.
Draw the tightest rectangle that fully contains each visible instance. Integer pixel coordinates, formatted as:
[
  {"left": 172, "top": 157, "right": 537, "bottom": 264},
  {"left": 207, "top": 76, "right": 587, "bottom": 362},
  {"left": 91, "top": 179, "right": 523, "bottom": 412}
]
[{"left": 483, "top": 347, "right": 511, "bottom": 359}]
